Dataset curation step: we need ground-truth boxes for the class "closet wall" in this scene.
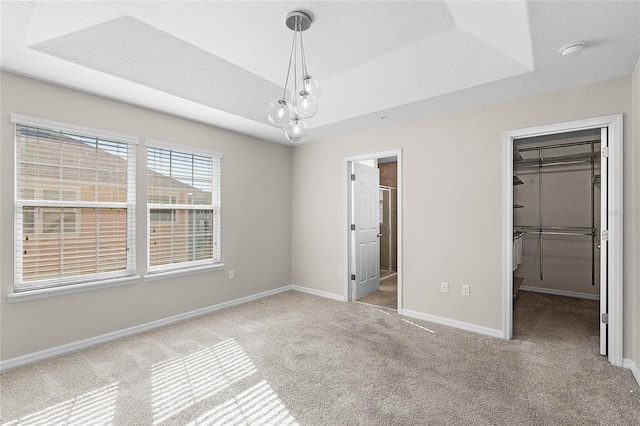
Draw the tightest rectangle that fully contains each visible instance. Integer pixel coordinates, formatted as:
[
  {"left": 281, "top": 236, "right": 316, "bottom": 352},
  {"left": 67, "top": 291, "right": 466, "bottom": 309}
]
[{"left": 514, "top": 134, "right": 601, "bottom": 297}]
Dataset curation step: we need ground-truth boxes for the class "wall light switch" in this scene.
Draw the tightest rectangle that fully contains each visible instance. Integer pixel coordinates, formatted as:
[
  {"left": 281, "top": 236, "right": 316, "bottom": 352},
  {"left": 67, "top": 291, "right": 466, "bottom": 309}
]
[
  {"left": 462, "top": 284, "right": 470, "bottom": 296},
  {"left": 441, "top": 281, "right": 449, "bottom": 293},
  {"left": 229, "top": 270, "right": 235, "bottom": 280},
  {"left": 338, "top": 267, "right": 344, "bottom": 276}
]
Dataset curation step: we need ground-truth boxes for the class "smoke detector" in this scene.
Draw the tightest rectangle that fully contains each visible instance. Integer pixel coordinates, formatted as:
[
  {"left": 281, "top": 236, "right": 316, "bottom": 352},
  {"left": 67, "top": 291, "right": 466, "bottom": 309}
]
[{"left": 559, "top": 42, "right": 585, "bottom": 57}]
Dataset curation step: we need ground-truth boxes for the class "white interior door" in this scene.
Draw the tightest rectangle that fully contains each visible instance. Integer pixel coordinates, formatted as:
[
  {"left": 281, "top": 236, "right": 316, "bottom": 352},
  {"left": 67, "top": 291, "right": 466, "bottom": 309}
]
[
  {"left": 600, "top": 127, "right": 609, "bottom": 356},
  {"left": 352, "top": 162, "right": 380, "bottom": 300}
]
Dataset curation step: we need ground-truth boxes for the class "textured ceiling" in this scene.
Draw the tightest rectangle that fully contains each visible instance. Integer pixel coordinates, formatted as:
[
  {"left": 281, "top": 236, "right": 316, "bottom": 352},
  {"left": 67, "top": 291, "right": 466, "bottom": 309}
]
[{"left": 1, "top": 1, "right": 639, "bottom": 145}]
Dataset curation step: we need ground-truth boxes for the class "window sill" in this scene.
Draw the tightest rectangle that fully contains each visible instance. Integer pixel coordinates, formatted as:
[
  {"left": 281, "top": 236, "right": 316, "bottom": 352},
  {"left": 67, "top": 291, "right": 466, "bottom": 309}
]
[
  {"left": 144, "top": 263, "right": 224, "bottom": 282},
  {"left": 7, "top": 275, "right": 141, "bottom": 303}
]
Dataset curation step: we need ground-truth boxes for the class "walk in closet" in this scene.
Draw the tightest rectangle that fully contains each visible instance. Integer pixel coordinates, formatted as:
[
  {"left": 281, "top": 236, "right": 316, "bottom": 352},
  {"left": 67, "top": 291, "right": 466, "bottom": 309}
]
[{"left": 513, "top": 130, "right": 601, "bottom": 299}]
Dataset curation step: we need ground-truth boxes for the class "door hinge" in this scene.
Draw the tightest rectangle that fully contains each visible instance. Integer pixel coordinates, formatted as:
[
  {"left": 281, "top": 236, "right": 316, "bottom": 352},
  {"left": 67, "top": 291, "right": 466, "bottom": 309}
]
[
  {"left": 601, "top": 313, "right": 609, "bottom": 324},
  {"left": 602, "top": 230, "right": 609, "bottom": 241},
  {"left": 350, "top": 224, "right": 356, "bottom": 231},
  {"left": 602, "top": 147, "right": 609, "bottom": 158},
  {"left": 351, "top": 274, "right": 356, "bottom": 281},
  {"left": 351, "top": 174, "right": 356, "bottom": 181}
]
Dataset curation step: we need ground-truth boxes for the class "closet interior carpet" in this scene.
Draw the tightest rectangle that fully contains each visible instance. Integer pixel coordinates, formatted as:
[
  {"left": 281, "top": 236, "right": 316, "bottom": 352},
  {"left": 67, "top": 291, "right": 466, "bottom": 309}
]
[{"left": 1, "top": 290, "right": 638, "bottom": 425}]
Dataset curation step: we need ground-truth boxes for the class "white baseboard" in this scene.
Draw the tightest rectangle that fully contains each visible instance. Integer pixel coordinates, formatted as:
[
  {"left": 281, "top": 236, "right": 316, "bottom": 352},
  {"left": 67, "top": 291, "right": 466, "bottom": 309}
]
[
  {"left": 623, "top": 358, "right": 640, "bottom": 388},
  {"left": 519, "top": 286, "right": 600, "bottom": 300},
  {"left": 402, "top": 309, "right": 503, "bottom": 339},
  {"left": 290, "top": 285, "right": 344, "bottom": 302},
  {"left": 0, "top": 285, "right": 292, "bottom": 372}
]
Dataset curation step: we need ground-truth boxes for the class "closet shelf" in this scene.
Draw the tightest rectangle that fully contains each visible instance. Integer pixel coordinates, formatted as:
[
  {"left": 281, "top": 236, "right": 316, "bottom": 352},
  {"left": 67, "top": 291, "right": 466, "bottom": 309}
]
[
  {"left": 513, "top": 176, "right": 523, "bottom": 185},
  {"left": 513, "top": 146, "right": 523, "bottom": 162},
  {"left": 514, "top": 152, "right": 598, "bottom": 168}
]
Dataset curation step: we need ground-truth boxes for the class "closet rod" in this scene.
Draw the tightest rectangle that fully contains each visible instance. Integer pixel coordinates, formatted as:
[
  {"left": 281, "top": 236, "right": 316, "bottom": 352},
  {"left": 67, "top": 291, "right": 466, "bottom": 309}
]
[
  {"left": 517, "top": 139, "right": 601, "bottom": 152},
  {"left": 517, "top": 160, "right": 594, "bottom": 168},
  {"left": 520, "top": 230, "right": 595, "bottom": 236},
  {"left": 515, "top": 152, "right": 598, "bottom": 167},
  {"left": 516, "top": 226, "right": 596, "bottom": 237},
  {"left": 517, "top": 225, "right": 595, "bottom": 231}
]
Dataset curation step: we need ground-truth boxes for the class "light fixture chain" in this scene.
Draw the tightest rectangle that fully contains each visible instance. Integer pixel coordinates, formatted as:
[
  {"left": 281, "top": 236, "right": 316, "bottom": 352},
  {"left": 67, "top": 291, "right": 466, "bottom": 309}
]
[
  {"left": 299, "top": 23, "right": 308, "bottom": 79},
  {"left": 292, "top": 18, "right": 299, "bottom": 111},
  {"left": 282, "top": 25, "right": 297, "bottom": 100}
]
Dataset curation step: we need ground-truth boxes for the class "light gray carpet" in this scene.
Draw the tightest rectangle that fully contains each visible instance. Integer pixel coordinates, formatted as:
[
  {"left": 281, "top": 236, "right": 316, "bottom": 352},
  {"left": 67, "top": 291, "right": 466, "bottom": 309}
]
[
  {"left": 357, "top": 275, "right": 397, "bottom": 310},
  {"left": 1, "top": 290, "right": 639, "bottom": 425}
]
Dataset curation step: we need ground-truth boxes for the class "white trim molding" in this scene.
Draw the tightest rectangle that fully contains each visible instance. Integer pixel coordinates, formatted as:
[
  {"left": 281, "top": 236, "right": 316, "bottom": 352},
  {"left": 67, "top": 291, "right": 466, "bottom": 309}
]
[
  {"left": 7, "top": 275, "right": 141, "bottom": 303},
  {"left": 1, "top": 285, "right": 291, "bottom": 371},
  {"left": 144, "top": 263, "right": 224, "bottom": 282},
  {"left": 402, "top": 309, "right": 503, "bottom": 339},
  {"left": 503, "top": 114, "right": 624, "bottom": 367},
  {"left": 623, "top": 359, "right": 640, "bottom": 388},
  {"left": 519, "top": 286, "right": 600, "bottom": 301},
  {"left": 290, "top": 285, "right": 343, "bottom": 301},
  {"left": 10, "top": 113, "right": 139, "bottom": 144}
]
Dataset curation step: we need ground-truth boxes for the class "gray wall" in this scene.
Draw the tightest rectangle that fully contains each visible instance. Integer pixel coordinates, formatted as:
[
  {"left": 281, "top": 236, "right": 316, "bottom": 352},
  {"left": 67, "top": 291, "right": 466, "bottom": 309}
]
[
  {"left": 1, "top": 68, "right": 638, "bottom": 372},
  {"left": 0, "top": 72, "right": 292, "bottom": 361},
  {"left": 291, "top": 75, "right": 638, "bottom": 360}
]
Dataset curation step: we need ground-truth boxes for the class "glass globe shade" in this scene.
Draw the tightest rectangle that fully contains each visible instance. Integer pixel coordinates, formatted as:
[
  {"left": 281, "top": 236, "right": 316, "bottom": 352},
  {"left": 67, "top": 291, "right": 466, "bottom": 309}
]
[
  {"left": 284, "top": 117, "right": 308, "bottom": 142},
  {"left": 298, "top": 75, "right": 320, "bottom": 99},
  {"left": 267, "top": 99, "right": 293, "bottom": 127},
  {"left": 295, "top": 91, "right": 318, "bottom": 118}
]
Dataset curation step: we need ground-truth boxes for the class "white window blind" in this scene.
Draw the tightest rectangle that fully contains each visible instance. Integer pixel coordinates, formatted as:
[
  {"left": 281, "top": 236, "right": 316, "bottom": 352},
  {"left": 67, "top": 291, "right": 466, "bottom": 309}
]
[
  {"left": 146, "top": 142, "right": 221, "bottom": 273},
  {"left": 13, "top": 115, "right": 137, "bottom": 291}
]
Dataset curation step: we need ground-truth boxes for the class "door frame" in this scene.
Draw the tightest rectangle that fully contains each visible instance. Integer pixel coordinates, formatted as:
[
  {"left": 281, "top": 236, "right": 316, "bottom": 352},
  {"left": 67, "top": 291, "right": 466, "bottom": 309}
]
[
  {"left": 503, "top": 114, "right": 623, "bottom": 366},
  {"left": 344, "top": 149, "right": 403, "bottom": 313}
]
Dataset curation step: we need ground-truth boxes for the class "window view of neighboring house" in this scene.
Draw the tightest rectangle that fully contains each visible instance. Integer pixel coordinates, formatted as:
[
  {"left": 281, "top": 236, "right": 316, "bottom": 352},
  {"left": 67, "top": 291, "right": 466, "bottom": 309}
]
[
  {"left": 13, "top": 116, "right": 222, "bottom": 293},
  {"left": 14, "top": 121, "right": 136, "bottom": 290},
  {"left": 146, "top": 144, "right": 221, "bottom": 272}
]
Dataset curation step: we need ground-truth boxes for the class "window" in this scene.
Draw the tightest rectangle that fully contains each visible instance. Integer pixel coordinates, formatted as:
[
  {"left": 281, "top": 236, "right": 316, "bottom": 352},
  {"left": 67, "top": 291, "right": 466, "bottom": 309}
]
[
  {"left": 12, "top": 114, "right": 137, "bottom": 291},
  {"left": 23, "top": 207, "right": 35, "bottom": 234},
  {"left": 146, "top": 142, "right": 221, "bottom": 273},
  {"left": 148, "top": 195, "right": 177, "bottom": 222}
]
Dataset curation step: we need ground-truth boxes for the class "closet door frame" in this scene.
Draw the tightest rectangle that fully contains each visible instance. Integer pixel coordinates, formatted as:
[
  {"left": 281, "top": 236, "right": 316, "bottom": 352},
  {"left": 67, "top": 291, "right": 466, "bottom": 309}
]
[{"left": 502, "top": 114, "right": 623, "bottom": 367}]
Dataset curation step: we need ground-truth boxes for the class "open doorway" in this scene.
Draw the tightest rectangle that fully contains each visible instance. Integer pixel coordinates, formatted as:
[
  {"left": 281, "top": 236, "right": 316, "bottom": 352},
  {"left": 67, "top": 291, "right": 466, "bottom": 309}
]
[
  {"left": 512, "top": 129, "right": 602, "bottom": 354},
  {"left": 504, "top": 115, "right": 623, "bottom": 367},
  {"left": 344, "top": 149, "right": 403, "bottom": 313},
  {"left": 359, "top": 157, "right": 398, "bottom": 310}
]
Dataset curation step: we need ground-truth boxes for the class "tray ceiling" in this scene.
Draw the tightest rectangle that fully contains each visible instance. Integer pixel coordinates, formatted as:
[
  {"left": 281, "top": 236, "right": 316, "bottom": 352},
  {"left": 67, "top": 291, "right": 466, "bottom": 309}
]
[{"left": 1, "top": 1, "right": 638, "bottom": 144}]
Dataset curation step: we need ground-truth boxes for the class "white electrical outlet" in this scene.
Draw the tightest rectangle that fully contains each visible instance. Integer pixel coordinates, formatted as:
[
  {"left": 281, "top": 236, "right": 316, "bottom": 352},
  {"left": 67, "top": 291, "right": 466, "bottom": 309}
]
[
  {"left": 462, "top": 284, "right": 470, "bottom": 296},
  {"left": 441, "top": 281, "right": 449, "bottom": 293},
  {"left": 229, "top": 270, "right": 235, "bottom": 280}
]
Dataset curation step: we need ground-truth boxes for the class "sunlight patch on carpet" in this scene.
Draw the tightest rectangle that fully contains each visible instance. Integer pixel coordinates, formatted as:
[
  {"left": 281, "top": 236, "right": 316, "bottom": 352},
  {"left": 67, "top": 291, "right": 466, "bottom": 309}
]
[
  {"left": 402, "top": 318, "right": 435, "bottom": 333},
  {"left": 184, "top": 380, "right": 298, "bottom": 426},
  {"left": 3, "top": 382, "right": 119, "bottom": 426},
  {"left": 151, "top": 338, "right": 257, "bottom": 424}
]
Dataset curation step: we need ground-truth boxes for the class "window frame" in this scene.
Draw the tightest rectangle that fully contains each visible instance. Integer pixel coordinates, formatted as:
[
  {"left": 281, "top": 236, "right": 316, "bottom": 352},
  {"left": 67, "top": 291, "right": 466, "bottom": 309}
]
[
  {"left": 11, "top": 114, "right": 138, "bottom": 293},
  {"left": 145, "top": 139, "right": 222, "bottom": 275}
]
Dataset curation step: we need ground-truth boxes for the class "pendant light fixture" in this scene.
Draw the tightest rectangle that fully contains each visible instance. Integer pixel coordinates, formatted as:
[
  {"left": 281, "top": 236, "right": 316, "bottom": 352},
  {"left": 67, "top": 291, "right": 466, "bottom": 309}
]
[{"left": 267, "top": 11, "right": 319, "bottom": 143}]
